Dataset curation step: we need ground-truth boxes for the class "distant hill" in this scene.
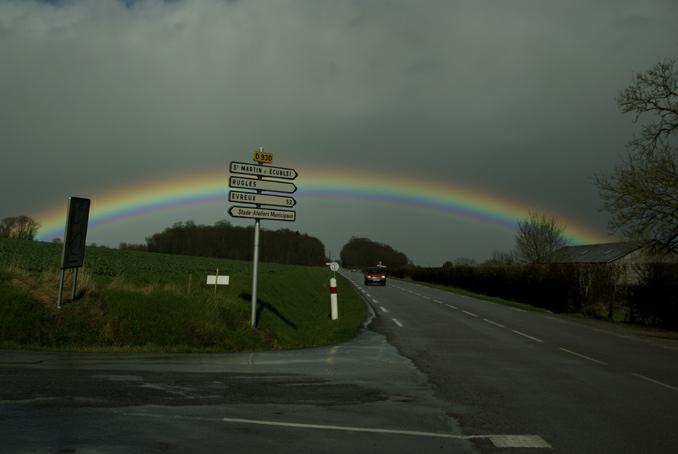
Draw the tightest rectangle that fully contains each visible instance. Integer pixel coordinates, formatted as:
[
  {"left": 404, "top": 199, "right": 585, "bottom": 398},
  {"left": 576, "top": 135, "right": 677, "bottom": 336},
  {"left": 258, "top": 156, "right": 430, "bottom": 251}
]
[
  {"left": 340, "top": 237, "right": 409, "bottom": 269},
  {"left": 125, "top": 221, "right": 326, "bottom": 266}
]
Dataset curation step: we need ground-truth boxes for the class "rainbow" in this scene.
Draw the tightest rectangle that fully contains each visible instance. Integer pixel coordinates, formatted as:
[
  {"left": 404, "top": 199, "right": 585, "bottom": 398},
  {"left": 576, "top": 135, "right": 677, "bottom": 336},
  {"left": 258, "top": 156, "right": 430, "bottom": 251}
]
[{"left": 34, "top": 166, "right": 608, "bottom": 244}]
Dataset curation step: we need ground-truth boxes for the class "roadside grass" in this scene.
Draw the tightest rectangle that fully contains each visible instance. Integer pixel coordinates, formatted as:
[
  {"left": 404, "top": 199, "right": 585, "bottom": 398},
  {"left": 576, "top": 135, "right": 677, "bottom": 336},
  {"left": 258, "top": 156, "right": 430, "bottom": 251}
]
[
  {"left": 394, "top": 276, "right": 551, "bottom": 313},
  {"left": 0, "top": 239, "right": 366, "bottom": 352}
]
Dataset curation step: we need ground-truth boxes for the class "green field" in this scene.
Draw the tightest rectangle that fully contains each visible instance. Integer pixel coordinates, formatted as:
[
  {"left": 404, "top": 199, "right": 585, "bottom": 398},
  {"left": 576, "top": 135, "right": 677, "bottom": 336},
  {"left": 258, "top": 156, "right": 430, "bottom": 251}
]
[{"left": 0, "top": 238, "right": 366, "bottom": 352}]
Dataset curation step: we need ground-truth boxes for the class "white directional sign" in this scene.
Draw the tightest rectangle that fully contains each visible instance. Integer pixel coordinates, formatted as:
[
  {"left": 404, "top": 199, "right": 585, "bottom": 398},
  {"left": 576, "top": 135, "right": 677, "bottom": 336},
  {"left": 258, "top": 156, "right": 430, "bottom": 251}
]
[
  {"left": 229, "top": 205, "right": 296, "bottom": 222},
  {"left": 229, "top": 176, "right": 297, "bottom": 193},
  {"left": 230, "top": 161, "right": 298, "bottom": 180},
  {"left": 229, "top": 190, "right": 296, "bottom": 207}
]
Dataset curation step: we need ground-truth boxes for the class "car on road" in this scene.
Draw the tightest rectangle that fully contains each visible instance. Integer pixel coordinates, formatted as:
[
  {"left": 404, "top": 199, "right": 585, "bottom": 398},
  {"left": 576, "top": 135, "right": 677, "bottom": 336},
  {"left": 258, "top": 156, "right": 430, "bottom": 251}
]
[{"left": 364, "top": 266, "right": 387, "bottom": 286}]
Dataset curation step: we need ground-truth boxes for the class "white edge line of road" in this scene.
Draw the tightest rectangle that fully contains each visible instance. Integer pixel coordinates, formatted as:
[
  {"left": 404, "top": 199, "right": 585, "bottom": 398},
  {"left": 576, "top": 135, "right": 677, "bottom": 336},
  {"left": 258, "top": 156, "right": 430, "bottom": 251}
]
[
  {"left": 218, "top": 417, "right": 552, "bottom": 447},
  {"left": 123, "top": 412, "right": 552, "bottom": 448},
  {"left": 392, "top": 318, "right": 404, "bottom": 328},
  {"left": 632, "top": 373, "right": 678, "bottom": 392},
  {"left": 558, "top": 347, "right": 608, "bottom": 366},
  {"left": 512, "top": 330, "right": 543, "bottom": 343}
]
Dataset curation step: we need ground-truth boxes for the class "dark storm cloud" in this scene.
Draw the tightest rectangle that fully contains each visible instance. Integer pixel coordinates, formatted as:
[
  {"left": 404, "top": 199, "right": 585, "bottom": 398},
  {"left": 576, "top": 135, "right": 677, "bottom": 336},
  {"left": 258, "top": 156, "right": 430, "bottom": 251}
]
[{"left": 1, "top": 0, "right": 676, "bottom": 264}]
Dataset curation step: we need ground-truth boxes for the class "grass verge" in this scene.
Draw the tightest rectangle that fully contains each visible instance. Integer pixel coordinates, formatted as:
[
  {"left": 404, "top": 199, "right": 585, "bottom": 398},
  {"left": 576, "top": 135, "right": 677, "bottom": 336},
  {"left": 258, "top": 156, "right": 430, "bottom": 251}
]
[{"left": 0, "top": 239, "right": 366, "bottom": 352}]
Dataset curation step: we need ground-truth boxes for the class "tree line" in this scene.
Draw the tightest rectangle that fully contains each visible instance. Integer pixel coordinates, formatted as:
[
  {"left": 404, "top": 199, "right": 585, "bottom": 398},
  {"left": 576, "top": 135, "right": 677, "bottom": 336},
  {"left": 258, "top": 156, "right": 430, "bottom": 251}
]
[
  {"left": 339, "top": 237, "right": 410, "bottom": 269},
  {"left": 121, "top": 220, "right": 327, "bottom": 266},
  {"left": 0, "top": 216, "right": 39, "bottom": 240}
]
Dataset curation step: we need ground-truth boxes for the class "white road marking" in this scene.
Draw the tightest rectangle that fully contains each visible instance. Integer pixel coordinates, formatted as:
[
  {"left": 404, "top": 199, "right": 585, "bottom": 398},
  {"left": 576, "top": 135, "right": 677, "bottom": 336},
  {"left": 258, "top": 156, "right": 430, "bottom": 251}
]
[
  {"left": 489, "top": 435, "right": 552, "bottom": 448},
  {"left": 462, "top": 310, "right": 479, "bottom": 318},
  {"left": 632, "top": 373, "right": 678, "bottom": 392},
  {"left": 370, "top": 297, "right": 378, "bottom": 303},
  {"left": 559, "top": 348, "right": 608, "bottom": 366},
  {"left": 392, "top": 318, "right": 404, "bottom": 328},
  {"left": 483, "top": 319, "right": 505, "bottom": 328},
  {"left": 422, "top": 296, "right": 431, "bottom": 300},
  {"left": 512, "top": 330, "right": 543, "bottom": 343},
  {"left": 510, "top": 307, "right": 527, "bottom": 313},
  {"left": 433, "top": 299, "right": 443, "bottom": 304},
  {"left": 446, "top": 304, "right": 458, "bottom": 310},
  {"left": 379, "top": 306, "right": 389, "bottom": 313},
  {"left": 216, "top": 416, "right": 551, "bottom": 447}
]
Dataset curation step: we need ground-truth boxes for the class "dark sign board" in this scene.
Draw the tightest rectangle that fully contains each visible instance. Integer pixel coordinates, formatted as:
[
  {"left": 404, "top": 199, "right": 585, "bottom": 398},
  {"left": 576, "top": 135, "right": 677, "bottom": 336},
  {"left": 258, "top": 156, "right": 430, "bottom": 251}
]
[{"left": 60, "top": 197, "right": 90, "bottom": 269}]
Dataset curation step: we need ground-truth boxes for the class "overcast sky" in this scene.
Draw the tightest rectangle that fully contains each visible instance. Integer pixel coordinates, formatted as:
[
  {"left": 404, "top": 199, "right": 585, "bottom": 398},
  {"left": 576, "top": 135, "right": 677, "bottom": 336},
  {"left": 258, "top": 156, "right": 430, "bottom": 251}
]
[{"left": 1, "top": 0, "right": 677, "bottom": 265}]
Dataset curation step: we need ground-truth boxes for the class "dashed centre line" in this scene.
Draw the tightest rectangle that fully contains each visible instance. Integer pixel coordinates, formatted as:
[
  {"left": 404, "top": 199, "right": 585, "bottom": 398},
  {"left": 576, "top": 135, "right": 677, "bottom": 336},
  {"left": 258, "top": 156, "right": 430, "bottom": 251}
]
[
  {"left": 511, "top": 330, "right": 543, "bottom": 343},
  {"left": 483, "top": 318, "right": 505, "bottom": 328},
  {"left": 433, "top": 299, "right": 443, "bottom": 304},
  {"left": 445, "top": 304, "right": 458, "bottom": 310},
  {"left": 632, "top": 373, "right": 678, "bottom": 392},
  {"left": 379, "top": 306, "right": 389, "bottom": 313},
  {"left": 559, "top": 348, "right": 607, "bottom": 366},
  {"left": 392, "top": 318, "right": 404, "bottom": 328},
  {"left": 462, "top": 310, "right": 479, "bottom": 318}
]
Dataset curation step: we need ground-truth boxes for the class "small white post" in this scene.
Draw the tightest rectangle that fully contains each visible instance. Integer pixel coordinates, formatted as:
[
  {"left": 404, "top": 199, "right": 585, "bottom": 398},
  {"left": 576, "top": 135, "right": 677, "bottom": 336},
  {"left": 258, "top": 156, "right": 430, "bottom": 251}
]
[{"left": 330, "top": 277, "right": 338, "bottom": 320}]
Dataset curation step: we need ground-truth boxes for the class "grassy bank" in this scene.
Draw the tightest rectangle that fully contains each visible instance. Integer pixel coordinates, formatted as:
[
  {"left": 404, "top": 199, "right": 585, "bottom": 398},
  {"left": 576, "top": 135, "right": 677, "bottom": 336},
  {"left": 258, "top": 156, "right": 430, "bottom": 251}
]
[{"left": 0, "top": 239, "right": 366, "bottom": 352}]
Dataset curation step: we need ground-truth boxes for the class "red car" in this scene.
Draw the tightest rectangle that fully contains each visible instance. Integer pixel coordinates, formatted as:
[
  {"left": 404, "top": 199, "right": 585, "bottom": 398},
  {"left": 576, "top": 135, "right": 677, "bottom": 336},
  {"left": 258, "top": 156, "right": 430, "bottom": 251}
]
[{"left": 364, "top": 266, "right": 387, "bottom": 286}]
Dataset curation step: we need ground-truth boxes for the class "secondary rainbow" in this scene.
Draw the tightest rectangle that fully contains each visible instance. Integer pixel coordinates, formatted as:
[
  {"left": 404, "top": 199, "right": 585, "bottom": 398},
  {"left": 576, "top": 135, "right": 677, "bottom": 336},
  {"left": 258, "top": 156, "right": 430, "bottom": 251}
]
[{"left": 34, "top": 166, "right": 607, "bottom": 244}]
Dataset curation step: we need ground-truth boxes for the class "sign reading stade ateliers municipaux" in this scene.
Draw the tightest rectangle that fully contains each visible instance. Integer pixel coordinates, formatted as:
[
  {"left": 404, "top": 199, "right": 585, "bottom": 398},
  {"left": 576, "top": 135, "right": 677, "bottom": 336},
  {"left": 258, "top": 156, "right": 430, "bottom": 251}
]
[{"left": 228, "top": 206, "right": 296, "bottom": 222}]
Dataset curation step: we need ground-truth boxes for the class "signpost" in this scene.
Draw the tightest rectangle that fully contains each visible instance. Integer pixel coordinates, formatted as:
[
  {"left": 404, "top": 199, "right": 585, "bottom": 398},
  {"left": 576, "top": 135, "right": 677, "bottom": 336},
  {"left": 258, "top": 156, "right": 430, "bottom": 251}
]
[
  {"left": 228, "top": 206, "right": 296, "bottom": 222},
  {"left": 57, "top": 196, "right": 91, "bottom": 308},
  {"left": 228, "top": 148, "right": 298, "bottom": 328},
  {"left": 229, "top": 176, "right": 297, "bottom": 193},
  {"left": 230, "top": 161, "right": 298, "bottom": 180},
  {"left": 228, "top": 191, "right": 296, "bottom": 208}
]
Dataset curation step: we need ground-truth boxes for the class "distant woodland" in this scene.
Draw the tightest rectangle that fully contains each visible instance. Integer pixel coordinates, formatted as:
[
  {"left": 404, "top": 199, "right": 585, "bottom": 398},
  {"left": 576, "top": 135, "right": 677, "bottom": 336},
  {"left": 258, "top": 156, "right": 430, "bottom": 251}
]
[
  {"left": 120, "top": 221, "right": 326, "bottom": 266},
  {"left": 339, "top": 237, "right": 410, "bottom": 269}
]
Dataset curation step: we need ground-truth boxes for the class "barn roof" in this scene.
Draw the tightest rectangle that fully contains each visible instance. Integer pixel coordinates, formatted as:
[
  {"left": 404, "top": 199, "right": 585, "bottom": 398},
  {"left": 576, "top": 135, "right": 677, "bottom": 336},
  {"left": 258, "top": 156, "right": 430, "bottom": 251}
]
[{"left": 553, "top": 242, "right": 643, "bottom": 263}]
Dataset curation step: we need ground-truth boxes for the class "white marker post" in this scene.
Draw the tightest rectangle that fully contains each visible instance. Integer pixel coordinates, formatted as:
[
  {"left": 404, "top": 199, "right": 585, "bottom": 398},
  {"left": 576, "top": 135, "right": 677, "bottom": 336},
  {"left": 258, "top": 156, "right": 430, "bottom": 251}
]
[{"left": 327, "top": 262, "right": 340, "bottom": 320}]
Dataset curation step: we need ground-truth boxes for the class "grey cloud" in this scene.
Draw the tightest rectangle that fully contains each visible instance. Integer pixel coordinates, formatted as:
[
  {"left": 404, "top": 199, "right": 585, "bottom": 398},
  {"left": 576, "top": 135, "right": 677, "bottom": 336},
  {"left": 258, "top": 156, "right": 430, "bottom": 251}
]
[{"left": 1, "top": 0, "right": 676, "bottom": 264}]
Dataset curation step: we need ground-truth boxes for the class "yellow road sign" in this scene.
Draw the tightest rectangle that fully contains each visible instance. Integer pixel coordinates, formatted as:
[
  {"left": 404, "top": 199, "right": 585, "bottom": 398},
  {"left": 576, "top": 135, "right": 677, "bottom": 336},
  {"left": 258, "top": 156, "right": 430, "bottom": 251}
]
[{"left": 253, "top": 150, "right": 273, "bottom": 164}]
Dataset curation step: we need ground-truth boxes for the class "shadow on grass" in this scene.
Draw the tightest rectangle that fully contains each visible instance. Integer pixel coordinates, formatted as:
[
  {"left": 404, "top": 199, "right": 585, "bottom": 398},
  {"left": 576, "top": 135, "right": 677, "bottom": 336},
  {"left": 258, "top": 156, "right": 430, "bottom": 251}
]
[{"left": 240, "top": 293, "right": 297, "bottom": 330}]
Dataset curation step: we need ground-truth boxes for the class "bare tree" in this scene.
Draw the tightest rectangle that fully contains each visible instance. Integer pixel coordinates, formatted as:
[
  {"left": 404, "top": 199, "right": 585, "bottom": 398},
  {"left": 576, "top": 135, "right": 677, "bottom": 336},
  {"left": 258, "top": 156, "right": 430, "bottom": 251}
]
[
  {"left": 596, "top": 59, "right": 678, "bottom": 253},
  {"left": 0, "top": 216, "right": 40, "bottom": 240},
  {"left": 514, "top": 212, "right": 567, "bottom": 263}
]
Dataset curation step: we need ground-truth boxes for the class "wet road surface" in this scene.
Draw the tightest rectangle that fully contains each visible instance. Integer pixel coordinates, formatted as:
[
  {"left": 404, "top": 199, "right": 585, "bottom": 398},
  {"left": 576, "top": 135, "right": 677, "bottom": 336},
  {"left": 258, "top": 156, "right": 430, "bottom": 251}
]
[{"left": 346, "top": 271, "right": 678, "bottom": 454}]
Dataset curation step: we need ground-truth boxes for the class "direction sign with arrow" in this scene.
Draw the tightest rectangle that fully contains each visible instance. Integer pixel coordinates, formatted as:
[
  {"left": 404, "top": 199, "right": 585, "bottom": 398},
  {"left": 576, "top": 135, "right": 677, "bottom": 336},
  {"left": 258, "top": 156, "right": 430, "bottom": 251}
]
[
  {"left": 229, "top": 176, "right": 297, "bottom": 193},
  {"left": 228, "top": 205, "right": 296, "bottom": 222},
  {"left": 228, "top": 190, "right": 296, "bottom": 208},
  {"left": 230, "top": 161, "right": 298, "bottom": 180}
]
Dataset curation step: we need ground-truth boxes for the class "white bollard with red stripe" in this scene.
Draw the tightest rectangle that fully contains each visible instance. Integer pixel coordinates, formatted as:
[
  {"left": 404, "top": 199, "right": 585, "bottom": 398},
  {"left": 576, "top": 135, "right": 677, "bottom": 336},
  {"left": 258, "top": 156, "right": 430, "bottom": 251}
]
[{"left": 330, "top": 277, "right": 339, "bottom": 320}]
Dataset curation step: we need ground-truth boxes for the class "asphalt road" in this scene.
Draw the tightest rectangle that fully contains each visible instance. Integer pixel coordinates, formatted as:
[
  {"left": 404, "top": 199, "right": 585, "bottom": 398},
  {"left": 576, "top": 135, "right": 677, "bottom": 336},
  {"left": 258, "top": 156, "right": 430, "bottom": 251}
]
[
  {"left": 2, "top": 272, "right": 677, "bottom": 453},
  {"left": 344, "top": 271, "right": 678, "bottom": 454}
]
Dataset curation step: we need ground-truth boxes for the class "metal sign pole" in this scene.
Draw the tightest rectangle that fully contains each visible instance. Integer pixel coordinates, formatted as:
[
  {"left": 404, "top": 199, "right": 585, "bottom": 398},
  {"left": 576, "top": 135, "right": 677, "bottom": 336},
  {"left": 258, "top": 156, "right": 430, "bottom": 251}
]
[
  {"left": 57, "top": 269, "right": 65, "bottom": 308},
  {"left": 71, "top": 268, "right": 79, "bottom": 300},
  {"left": 250, "top": 148, "right": 264, "bottom": 328},
  {"left": 251, "top": 218, "right": 260, "bottom": 328}
]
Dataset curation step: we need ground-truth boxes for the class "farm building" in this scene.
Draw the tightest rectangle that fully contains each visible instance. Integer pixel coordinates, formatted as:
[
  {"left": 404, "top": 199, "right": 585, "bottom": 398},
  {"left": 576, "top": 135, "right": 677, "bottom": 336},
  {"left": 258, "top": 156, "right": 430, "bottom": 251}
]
[{"left": 552, "top": 241, "right": 677, "bottom": 285}]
